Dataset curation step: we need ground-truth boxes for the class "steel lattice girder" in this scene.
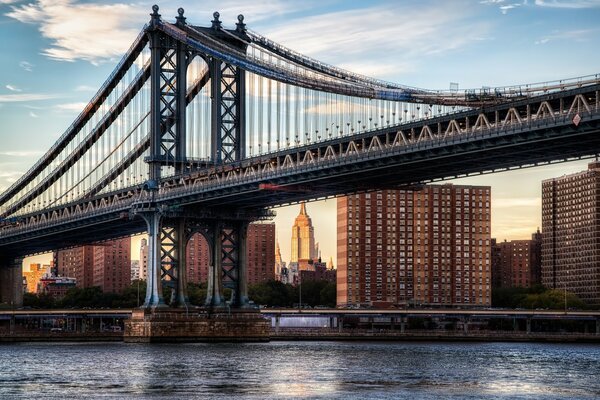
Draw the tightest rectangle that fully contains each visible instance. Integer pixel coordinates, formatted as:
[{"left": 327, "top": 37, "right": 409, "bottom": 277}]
[{"left": 211, "top": 59, "right": 245, "bottom": 164}]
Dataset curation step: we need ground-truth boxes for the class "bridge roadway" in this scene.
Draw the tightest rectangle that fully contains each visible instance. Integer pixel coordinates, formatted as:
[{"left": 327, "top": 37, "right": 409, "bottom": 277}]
[
  {"left": 1, "top": 308, "right": 599, "bottom": 319},
  {"left": 1, "top": 82, "right": 599, "bottom": 258}
]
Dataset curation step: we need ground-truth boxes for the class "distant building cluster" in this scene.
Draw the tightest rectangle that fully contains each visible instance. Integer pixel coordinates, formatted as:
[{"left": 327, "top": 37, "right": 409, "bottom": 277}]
[{"left": 56, "top": 237, "right": 131, "bottom": 294}]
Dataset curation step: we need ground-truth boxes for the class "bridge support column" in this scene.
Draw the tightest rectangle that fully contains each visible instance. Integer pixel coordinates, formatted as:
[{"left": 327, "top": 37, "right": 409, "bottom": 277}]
[
  {"left": 141, "top": 212, "right": 165, "bottom": 309},
  {"left": 596, "top": 319, "right": 600, "bottom": 336},
  {"left": 219, "top": 220, "right": 250, "bottom": 308},
  {"left": 400, "top": 317, "right": 406, "bottom": 334},
  {"left": 205, "top": 221, "right": 224, "bottom": 308},
  {"left": 0, "top": 257, "right": 23, "bottom": 309},
  {"left": 526, "top": 318, "right": 532, "bottom": 334},
  {"left": 160, "top": 217, "right": 190, "bottom": 308}
]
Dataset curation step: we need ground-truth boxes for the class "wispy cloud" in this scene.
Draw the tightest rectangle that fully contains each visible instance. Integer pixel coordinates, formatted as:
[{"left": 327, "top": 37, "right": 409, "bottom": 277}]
[
  {"left": 29, "top": 111, "right": 38, "bottom": 118},
  {"left": 262, "top": 3, "right": 488, "bottom": 80},
  {"left": 55, "top": 102, "right": 87, "bottom": 112},
  {"left": 535, "top": 0, "right": 600, "bottom": 8},
  {"left": 75, "top": 85, "right": 96, "bottom": 92},
  {"left": 6, "top": 0, "right": 147, "bottom": 64},
  {"left": 5, "top": 84, "right": 21, "bottom": 92},
  {"left": 19, "top": 61, "right": 33, "bottom": 72},
  {"left": 500, "top": 3, "right": 523, "bottom": 13},
  {"left": 0, "top": 93, "right": 57, "bottom": 102},
  {"left": 0, "top": 150, "right": 44, "bottom": 157},
  {"left": 535, "top": 28, "right": 596, "bottom": 45}
]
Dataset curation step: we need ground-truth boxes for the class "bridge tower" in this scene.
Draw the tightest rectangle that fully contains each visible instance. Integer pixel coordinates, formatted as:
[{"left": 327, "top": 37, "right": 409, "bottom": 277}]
[{"left": 138, "top": 6, "right": 257, "bottom": 312}]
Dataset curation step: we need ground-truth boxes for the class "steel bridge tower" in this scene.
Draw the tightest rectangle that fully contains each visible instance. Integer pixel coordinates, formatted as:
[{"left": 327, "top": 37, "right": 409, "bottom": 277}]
[{"left": 137, "top": 6, "right": 265, "bottom": 311}]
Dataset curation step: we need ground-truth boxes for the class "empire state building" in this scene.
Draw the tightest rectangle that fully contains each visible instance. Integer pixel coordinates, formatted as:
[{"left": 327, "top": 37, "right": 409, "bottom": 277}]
[{"left": 290, "top": 202, "right": 316, "bottom": 262}]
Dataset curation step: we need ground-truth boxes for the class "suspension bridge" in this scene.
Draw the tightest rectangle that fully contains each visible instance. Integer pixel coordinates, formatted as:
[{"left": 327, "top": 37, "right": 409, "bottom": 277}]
[{"left": 1, "top": 6, "right": 599, "bottom": 313}]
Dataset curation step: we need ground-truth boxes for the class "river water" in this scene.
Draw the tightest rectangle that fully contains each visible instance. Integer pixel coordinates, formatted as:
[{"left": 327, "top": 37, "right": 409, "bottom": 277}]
[{"left": 0, "top": 341, "right": 598, "bottom": 399}]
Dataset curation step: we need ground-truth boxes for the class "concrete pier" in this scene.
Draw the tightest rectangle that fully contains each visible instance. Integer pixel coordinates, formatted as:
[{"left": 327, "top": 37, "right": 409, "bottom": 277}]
[{"left": 124, "top": 308, "right": 270, "bottom": 342}]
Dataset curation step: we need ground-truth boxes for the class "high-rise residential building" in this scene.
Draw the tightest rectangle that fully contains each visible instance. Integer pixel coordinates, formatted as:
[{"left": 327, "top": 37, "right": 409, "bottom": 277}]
[
  {"left": 57, "top": 246, "right": 94, "bottom": 288},
  {"left": 337, "top": 184, "right": 492, "bottom": 308},
  {"left": 291, "top": 202, "right": 316, "bottom": 263},
  {"left": 491, "top": 230, "right": 542, "bottom": 288},
  {"left": 186, "top": 223, "right": 276, "bottom": 286},
  {"left": 247, "top": 223, "right": 276, "bottom": 284},
  {"left": 23, "top": 263, "right": 51, "bottom": 294},
  {"left": 93, "top": 237, "right": 131, "bottom": 293},
  {"left": 542, "top": 162, "right": 600, "bottom": 306},
  {"left": 186, "top": 233, "right": 210, "bottom": 285},
  {"left": 139, "top": 238, "right": 148, "bottom": 280}
]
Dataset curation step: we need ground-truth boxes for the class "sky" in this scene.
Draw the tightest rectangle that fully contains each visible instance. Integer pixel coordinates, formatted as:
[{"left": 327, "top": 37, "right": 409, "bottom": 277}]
[{"left": 1, "top": 0, "right": 599, "bottom": 269}]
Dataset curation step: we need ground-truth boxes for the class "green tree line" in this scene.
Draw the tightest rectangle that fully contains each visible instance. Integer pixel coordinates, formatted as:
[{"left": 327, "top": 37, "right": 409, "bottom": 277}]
[
  {"left": 492, "top": 284, "right": 589, "bottom": 309},
  {"left": 23, "top": 279, "right": 336, "bottom": 309}
]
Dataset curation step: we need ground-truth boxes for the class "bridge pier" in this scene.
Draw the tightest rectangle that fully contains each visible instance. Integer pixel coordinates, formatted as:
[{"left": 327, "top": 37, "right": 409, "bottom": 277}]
[{"left": 0, "top": 257, "right": 23, "bottom": 309}]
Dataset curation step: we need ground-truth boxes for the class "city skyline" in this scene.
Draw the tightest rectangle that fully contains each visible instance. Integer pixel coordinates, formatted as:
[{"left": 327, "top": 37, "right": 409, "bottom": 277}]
[{"left": 1, "top": 1, "right": 599, "bottom": 267}]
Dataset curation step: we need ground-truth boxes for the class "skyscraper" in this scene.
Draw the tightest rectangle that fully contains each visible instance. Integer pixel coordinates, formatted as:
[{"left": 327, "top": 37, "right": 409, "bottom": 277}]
[
  {"left": 290, "top": 202, "right": 316, "bottom": 263},
  {"left": 337, "top": 184, "right": 491, "bottom": 308},
  {"left": 542, "top": 162, "right": 600, "bottom": 306}
]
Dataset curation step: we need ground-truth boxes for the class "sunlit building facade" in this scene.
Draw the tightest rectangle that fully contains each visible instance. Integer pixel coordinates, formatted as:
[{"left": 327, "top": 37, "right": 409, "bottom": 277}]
[
  {"left": 542, "top": 162, "right": 600, "bottom": 306},
  {"left": 337, "top": 184, "right": 492, "bottom": 308}
]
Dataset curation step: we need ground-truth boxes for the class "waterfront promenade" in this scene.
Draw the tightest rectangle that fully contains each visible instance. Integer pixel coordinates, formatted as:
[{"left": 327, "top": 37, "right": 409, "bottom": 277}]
[{"left": 1, "top": 308, "right": 599, "bottom": 342}]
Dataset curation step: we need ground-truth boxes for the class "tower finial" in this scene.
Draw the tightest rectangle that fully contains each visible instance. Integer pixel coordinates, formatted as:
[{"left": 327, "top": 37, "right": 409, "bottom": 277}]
[
  {"left": 236, "top": 14, "right": 246, "bottom": 33},
  {"left": 150, "top": 5, "right": 161, "bottom": 25},
  {"left": 300, "top": 202, "right": 307, "bottom": 215},
  {"left": 176, "top": 7, "right": 186, "bottom": 27},
  {"left": 211, "top": 11, "right": 222, "bottom": 29}
]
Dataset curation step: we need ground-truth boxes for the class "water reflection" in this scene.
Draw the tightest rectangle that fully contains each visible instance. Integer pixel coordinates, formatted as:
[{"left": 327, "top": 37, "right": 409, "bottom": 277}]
[{"left": 0, "top": 341, "right": 598, "bottom": 399}]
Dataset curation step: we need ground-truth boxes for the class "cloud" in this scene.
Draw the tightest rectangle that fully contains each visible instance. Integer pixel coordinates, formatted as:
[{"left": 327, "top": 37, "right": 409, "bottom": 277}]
[
  {"left": 0, "top": 93, "right": 57, "bottom": 102},
  {"left": 19, "top": 61, "right": 33, "bottom": 71},
  {"left": 535, "top": 0, "right": 600, "bottom": 8},
  {"left": 534, "top": 28, "right": 596, "bottom": 45},
  {"left": 55, "top": 102, "right": 87, "bottom": 112},
  {"left": 500, "top": 3, "right": 522, "bottom": 13},
  {"left": 29, "top": 111, "right": 38, "bottom": 118},
  {"left": 75, "top": 85, "right": 96, "bottom": 92},
  {"left": 261, "top": 3, "right": 488, "bottom": 81},
  {"left": 0, "top": 150, "right": 44, "bottom": 157},
  {"left": 5, "top": 84, "right": 21, "bottom": 92},
  {"left": 5, "top": 0, "right": 147, "bottom": 64}
]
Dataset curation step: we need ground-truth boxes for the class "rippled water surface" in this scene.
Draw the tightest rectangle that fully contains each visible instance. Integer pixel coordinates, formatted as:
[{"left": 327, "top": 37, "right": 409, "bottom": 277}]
[{"left": 1, "top": 341, "right": 599, "bottom": 399}]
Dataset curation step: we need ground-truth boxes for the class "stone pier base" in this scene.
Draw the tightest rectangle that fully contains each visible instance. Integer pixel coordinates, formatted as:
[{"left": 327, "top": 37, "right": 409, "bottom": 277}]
[{"left": 124, "top": 308, "right": 270, "bottom": 343}]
